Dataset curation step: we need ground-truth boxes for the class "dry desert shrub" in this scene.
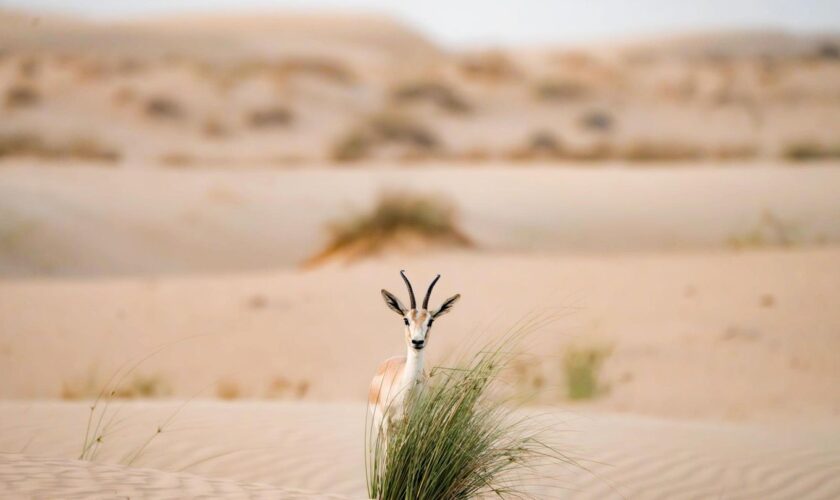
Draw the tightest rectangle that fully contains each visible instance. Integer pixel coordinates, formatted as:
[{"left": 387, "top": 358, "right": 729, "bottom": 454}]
[
  {"left": 202, "top": 117, "right": 230, "bottom": 138},
  {"left": 578, "top": 109, "right": 614, "bottom": 132},
  {"left": 331, "top": 113, "right": 439, "bottom": 162},
  {"left": 0, "top": 133, "right": 119, "bottom": 163},
  {"left": 215, "top": 378, "right": 242, "bottom": 400},
  {"left": 533, "top": 78, "right": 590, "bottom": 101},
  {"left": 266, "top": 376, "right": 310, "bottom": 399},
  {"left": 783, "top": 142, "right": 840, "bottom": 161},
  {"left": 277, "top": 58, "right": 355, "bottom": 84},
  {"left": 246, "top": 106, "right": 294, "bottom": 128},
  {"left": 5, "top": 83, "right": 40, "bottom": 109},
  {"left": 159, "top": 151, "right": 196, "bottom": 167},
  {"left": 144, "top": 95, "right": 184, "bottom": 120},
  {"left": 306, "top": 191, "right": 471, "bottom": 266},
  {"left": 62, "top": 371, "right": 171, "bottom": 400},
  {"left": 390, "top": 81, "right": 471, "bottom": 114},
  {"left": 620, "top": 141, "right": 704, "bottom": 162},
  {"left": 457, "top": 50, "right": 520, "bottom": 81}
]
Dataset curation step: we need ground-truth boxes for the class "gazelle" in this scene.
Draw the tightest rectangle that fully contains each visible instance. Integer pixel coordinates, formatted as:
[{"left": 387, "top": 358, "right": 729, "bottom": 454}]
[{"left": 368, "top": 270, "right": 460, "bottom": 437}]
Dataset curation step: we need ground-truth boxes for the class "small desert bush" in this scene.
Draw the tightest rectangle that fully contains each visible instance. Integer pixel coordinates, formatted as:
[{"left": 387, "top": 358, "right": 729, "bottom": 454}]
[
  {"left": 578, "top": 109, "right": 614, "bottom": 132},
  {"left": 727, "top": 210, "right": 800, "bottom": 249},
  {"left": 533, "top": 79, "right": 589, "bottom": 101},
  {"left": 391, "top": 81, "right": 471, "bottom": 114},
  {"left": 307, "top": 191, "right": 470, "bottom": 265},
  {"left": 563, "top": 345, "right": 611, "bottom": 400},
  {"left": 63, "top": 371, "right": 171, "bottom": 400},
  {"left": 619, "top": 141, "right": 704, "bottom": 162},
  {"left": 783, "top": 143, "right": 840, "bottom": 161},
  {"left": 457, "top": 51, "right": 519, "bottom": 81},
  {"left": 331, "top": 113, "right": 439, "bottom": 162},
  {"left": 367, "top": 343, "right": 567, "bottom": 499},
  {"left": 0, "top": 133, "right": 119, "bottom": 163},
  {"left": 5, "top": 83, "right": 40, "bottom": 108},
  {"left": 144, "top": 95, "right": 184, "bottom": 120},
  {"left": 246, "top": 106, "right": 294, "bottom": 128}
]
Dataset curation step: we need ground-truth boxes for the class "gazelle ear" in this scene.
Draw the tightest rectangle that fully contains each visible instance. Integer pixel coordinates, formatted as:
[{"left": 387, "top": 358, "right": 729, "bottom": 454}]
[
  {"left": 432, "top": 294, "right": 460, "bottom": 318},
  {"left": 381, "top": 289, "right": 407, "bottom": 315}
]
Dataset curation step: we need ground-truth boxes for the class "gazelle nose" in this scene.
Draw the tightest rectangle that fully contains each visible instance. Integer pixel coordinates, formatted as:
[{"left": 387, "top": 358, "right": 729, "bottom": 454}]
[{"left": 411, "top": 339, "right": 425, "bottom": 348}]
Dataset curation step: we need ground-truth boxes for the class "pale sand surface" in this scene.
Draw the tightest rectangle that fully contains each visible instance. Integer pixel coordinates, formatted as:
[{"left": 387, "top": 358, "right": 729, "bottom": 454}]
[
  {"left": 2, "top": 247, "right": 840, "bottom": 421},
  {"left": 2, "top": 164, "right": 840, "bottom": 276},
  {"left": 1, "top": 401, "right": 839, "bottom": 499}
]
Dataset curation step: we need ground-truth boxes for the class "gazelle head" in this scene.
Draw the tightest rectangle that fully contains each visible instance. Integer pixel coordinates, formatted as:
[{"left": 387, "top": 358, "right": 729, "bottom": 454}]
[{"left": 381, "top": 270, "right": 460, "bottom": 351}]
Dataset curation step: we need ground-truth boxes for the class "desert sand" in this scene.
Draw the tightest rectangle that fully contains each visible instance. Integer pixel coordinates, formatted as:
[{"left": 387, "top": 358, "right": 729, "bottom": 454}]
[
  {"left": 2, "top": 6, "right": 840, "bottom": 499},
  {"left": 2, "top": 402, "right": 839, "bottom": 498}
]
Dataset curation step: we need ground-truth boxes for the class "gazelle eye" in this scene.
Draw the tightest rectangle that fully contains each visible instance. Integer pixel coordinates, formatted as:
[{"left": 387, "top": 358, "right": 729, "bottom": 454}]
[{"left": 403, "top": 318, "right": 409, "bottom": 326}]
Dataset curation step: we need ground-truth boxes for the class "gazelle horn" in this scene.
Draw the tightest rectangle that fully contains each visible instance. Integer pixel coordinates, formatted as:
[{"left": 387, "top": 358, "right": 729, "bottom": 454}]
[
  {"left": 423, "top": 274, "right": 441, "bottom": 309},
  {"left": 400, "top": 270, "right": 416, "bottom": 310}
]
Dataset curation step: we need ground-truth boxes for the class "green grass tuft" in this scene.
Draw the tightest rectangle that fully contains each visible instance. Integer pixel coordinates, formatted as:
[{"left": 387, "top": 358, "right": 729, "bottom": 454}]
[
  {"left": 563, "top": 345, "right": 611, "bottom": 400},
  {"left": 366, "top": 341, "right": 568, "bottom": 499}
]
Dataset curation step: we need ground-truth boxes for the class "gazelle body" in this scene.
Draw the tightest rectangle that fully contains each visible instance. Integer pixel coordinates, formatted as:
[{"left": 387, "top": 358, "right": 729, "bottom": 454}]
[{"left": 368, "top": 271, "right": 460, "bottom": 437}]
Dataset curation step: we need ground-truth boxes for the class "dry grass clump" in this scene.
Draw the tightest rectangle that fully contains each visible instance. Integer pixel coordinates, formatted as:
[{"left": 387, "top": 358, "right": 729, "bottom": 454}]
[
  {"left": 391, "top": 81, "right": 471, "bottom": 114},
  {"left": 728, "top": 210, "right": 800, "bottom": 249},
  {"left": 266, "top": 376, "right": 310, "bottom": 399},
  {"left": 507, "top": 130, "right": 565, "bottom": 161},
  {"left": 619, "top": 141, "right": 704, "bottom": 162},
  {"left": 783, "top": 143, "right": 840, "bottom": 161},
  {"left": 277, "top": 58, "right": 355, "bottom": 84},
  {"left": 331, "top": 113, "right": 439, "bottom": 162},
  {"left": 307, "top": 191, "right": 471, "bottom": 266},
  {"left": 533, "top": 79, "right": 590, "bottom": 101},
  {"left": 457, "top": 51, "right": 520, "bottom": 81},
  {"left": 5, "top": 83, "right": 40, "bottom": 109},
  {"left": 62, "top": 371, "right": 171, "bottom": 400},
  {"left": 578, "top": 109, "right": 614, "bottom": 132},
  {"left": 144, "top": 95, "right": 184, "bottom": 120},
  {"left": 246, "top": 106, "right": 294, "bottom": 128},
  {"left": 366, "top": 340, "right": 569, "bottom": 499},
  {"left": 0, "top": 133, "right": 119, "bottom": 163},
  {"left": 159, "top": 151, "right": 196, "bottom": 167}
]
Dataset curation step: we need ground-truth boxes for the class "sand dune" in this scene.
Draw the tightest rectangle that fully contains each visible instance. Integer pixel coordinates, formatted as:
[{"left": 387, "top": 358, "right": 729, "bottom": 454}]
[
  {"left": 1, "top": 401, "right": 838, "bottom": 499},
  {"left": 2, "top": 164, "right": 839, "bottom": 277},
  {"left": 2, "top": 245, "right": 839, "bottom": 422}
]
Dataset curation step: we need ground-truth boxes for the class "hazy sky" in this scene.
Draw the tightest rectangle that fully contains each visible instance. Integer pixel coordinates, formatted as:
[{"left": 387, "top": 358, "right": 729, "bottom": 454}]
[{"left": 5, "top": 0, "right": 840, "bottom": 46}]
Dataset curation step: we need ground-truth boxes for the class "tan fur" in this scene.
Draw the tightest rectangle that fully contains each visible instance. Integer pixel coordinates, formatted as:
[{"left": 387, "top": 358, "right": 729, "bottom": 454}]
[{"left": 368, "top": 356, "right": 406, "bottom": 406}]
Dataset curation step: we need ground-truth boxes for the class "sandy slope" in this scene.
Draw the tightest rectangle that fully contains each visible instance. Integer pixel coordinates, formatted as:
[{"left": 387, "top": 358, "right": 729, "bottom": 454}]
[
  {"left": 1, "top": 401, "right": 838, "bottom": 499},
  {"left": 1, "top": 246, "right": 839, "bottom": 422},
  {"left": 2, "top": 164, "right": 839, "bottom": 276}
]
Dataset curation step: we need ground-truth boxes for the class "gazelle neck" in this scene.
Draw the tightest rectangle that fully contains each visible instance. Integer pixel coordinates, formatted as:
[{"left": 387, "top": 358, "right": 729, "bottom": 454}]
[{"left": 402, "top": 344, "right": 425, "bottom": 387}]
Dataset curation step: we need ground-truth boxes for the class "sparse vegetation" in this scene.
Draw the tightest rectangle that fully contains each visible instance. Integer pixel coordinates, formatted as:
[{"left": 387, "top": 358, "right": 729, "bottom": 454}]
[
  {"left": 331, "top": 113, "right": 439, "bottom": 162},
  {"left": 391, "top": 81, "right": 471, "bottom": 114},
  {"left": 5, "top": 83, "right": 40, "bottom": 108},
  {"left": 246, "top": 106, "right": 294, "bottom": 128},
  {"left": 62, "top": 369, "right": 171, "bottom": 400},
  {"left": 457, "top": 51, "right": 519, "bottom": 81},
  {"left": 366, "top": 341, "right": 568, "bottom": 500},
  {"left": 783, "top": 143, "right": 840, "bottom": 161},
  {"left": 728, "top": 210, "right": 801, "bottom": 249},
  {"left": 144, "top": 95, "right": 184, "bottom": 120},
  {"left": 563, "top": 345, "right": 612, "bottom": 400},
  {"left": 579, "top": 109, "right": 614, "bottom": 132},
  {"left": 215, "top": 378, "right": 242, "bottom": 400},
  {"left": 266, "top": 376, "right": 310, "bottom": 399},
  {"left": 0, "top": 133, "right": 119, "bottom": 163},
  {"left": 307, "top": 191, "right": 471, "bottom": 266},
  {"left": 533, "top": 79, "right": 589, "bottom": 101}
]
